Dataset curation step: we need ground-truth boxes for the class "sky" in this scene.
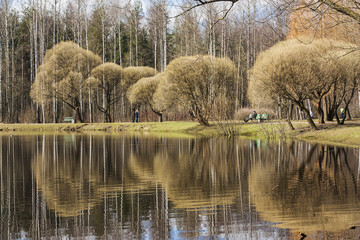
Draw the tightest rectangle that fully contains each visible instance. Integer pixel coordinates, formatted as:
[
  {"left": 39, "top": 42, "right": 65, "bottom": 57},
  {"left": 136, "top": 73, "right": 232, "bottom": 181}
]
[{"left": 9, "top": 0, "right": 236, "bottom": 19}]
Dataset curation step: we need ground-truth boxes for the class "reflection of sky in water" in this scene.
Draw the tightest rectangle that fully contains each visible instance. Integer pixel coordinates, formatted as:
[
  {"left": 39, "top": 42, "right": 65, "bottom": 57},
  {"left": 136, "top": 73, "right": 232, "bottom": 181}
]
[{"left": 1, "top": 134, "right": 360, "bottom": 239}]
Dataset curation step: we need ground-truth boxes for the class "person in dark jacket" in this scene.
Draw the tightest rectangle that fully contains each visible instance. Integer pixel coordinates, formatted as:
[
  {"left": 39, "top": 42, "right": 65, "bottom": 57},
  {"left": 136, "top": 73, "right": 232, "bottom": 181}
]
[{"left": 135, "top": 109, "right": 140, "bottom": 123}]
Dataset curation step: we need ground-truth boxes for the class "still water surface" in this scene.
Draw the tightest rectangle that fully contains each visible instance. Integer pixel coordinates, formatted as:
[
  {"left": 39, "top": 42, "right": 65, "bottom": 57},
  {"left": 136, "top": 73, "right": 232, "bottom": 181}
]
[{"left": 1, "top": 134, "right": 360, "bottom": 239}]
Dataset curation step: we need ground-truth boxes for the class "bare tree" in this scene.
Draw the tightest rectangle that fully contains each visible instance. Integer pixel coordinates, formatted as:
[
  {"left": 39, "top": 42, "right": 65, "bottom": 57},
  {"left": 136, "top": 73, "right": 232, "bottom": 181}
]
[
  {"left": 128, "top": 73, "right": 175, "bottom": 122},
  {"left": 89, "top": 62, "right": 123, "bottom": 122},
  {"left": 148, "top": 0, "right": 168, "bottom": 72},
  {"left": 166, "top": 55, "right": 237, "bottom": 126}
]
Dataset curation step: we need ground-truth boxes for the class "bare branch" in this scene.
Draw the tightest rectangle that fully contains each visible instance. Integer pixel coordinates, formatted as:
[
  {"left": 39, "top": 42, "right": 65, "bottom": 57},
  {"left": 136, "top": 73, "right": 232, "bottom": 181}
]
[
  {"left": 172, "top": 0, "right": 238, "bottom": 18},
  {"left": 318, "top": 0, "right": 360, "bottom": 24}
]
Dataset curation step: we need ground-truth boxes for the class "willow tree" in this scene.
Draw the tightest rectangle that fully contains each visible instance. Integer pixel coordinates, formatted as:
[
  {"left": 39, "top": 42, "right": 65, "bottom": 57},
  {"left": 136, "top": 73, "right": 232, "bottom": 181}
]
[
  {"left": 332, "top": 51, "right": 360, "bottom": 125},
  {"left": 90, "top": 62, "right": 123, "bottom": 122},
  {"left": 123, "top": 66, "right": 156, "bottom": 121},
  {"left": 30, "top": 41, "right": 101, "bottom": 122},
  {"left": 128, "top": 73, "right": 175, "bottom": 122},
  {"left": 123, "top": 66, "right": 156, "bottom": 90},
  {"left": 166, "top": 55, "right": 237, "bottom": 126},
  {"left": 249, "top": 38, "right": 356, "bottom": 130},
  {"left": 250, "top": 39, "right": 319, "bottom": 130}
]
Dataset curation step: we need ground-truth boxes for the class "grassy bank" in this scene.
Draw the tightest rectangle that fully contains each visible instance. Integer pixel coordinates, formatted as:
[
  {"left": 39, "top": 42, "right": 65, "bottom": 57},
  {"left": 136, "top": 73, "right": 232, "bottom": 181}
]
[{"left": 0, "top": 120, "right": 359, "bottom": 147}]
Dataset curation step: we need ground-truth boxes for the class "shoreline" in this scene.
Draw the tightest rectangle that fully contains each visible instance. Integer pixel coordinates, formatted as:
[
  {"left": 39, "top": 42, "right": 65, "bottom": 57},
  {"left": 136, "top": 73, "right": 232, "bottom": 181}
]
[{"left": 0, "top": 121, "right": 359, "bottom": 148}]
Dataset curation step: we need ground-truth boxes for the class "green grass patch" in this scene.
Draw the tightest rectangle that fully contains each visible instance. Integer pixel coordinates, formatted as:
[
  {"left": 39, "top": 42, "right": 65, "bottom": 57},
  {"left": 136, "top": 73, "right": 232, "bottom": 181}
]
[{"left": 0, "top": 120, "right": 359, "bottom": 147}]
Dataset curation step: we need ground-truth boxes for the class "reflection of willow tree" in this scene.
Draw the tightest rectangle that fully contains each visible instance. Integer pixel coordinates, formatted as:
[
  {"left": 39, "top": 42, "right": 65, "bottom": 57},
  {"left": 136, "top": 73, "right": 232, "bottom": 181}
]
[
  {"left": 31, "top": 134, "right": 154, "bottom": 218},
  {"left": 31, "top": 135, "right": 104, "bottom": 217},
  {"left": 249, "top": 143, "right": 360, "bottom": 233},
  {"left": 30, "top": 134, "right": 166, "bottom": 238},
  {"left": 0, "top": 135, "right": 34, "bottom": 239},
  {"left": 127, "top": 137, "right": 253, "bottom": 239},
  {"left": 129, "top": 138, "right": 241, "bottom": 209}
]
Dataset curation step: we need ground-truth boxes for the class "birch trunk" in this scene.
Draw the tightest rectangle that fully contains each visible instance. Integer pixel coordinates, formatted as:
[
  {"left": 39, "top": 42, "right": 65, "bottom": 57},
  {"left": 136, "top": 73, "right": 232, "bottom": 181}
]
[
  {"left": 10, "top": 18, "right": 15, "bottom": 121},
  {"left": 358, "top": 89, "right": 360, "bottom": 112},
  {"left": 162, "top": 5, "right": 167, "bottom": 71},
  {"left": 118, "top": 19, "right": 122, "bottom": 67},
  {"left": 85, "top": 13, "right": 92, "bottom": 123},
  {"left": 160, "top": 23, "right": 163, "bottom": 72},
  {"left": 113, "top": 27, "right": 116, "bottom": 63},
  {"left": 78, "top": 0, "right": 84, "bottom": 120},
  {"left": 0, "top": 33, "right": 2, "bottom": 122},
  {"left": 53, "top": 0, "right": 57, "bottom": 123},
  {"left": 34, "top": 0, "right": 40, "bottom": 123},
  {"left": 129, "top": 20, "right": 132, "bottom": 66},
  {"left": 29, "top": 2, "right": 35, "bottom": 122},
  {"left": 154, "top": 27, "right": 157, "bottom": 72},
  {"left": 39, "top": 0, "right": 46, "bottom": 123},
  {"left": 135, "top": 18, "right": 138, "bottom": 66},
  {"left": 102, "top": 16, "right": 106, "bottom": 112},
  {"left": 118, "top": 19, "right": 124, "bottom": 121},
  {"left": 246, "top": 1, "right": 251, "bottom": 70},
  {"left": 252, "top": 0, "right": 257, "bottom": 64},
  {"left": 4, "top": 2, "right": 10, "bottom": 121}
]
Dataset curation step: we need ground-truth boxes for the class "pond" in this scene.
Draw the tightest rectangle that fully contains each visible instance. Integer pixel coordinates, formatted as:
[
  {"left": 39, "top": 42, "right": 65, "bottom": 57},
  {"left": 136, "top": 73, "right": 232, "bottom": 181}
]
[{"left": 0, "top": 134, "right": 360, "bottom": 239}]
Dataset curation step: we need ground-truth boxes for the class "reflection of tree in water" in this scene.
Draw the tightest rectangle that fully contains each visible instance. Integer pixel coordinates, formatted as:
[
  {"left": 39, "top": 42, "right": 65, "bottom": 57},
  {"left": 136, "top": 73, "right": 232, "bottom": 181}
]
[
  {"left": 129, "top": 137, "right": 241, "bottom": 209},
  {"left": 30, "top": 134, "right": 157, "bottom": 237},
  {"left": 30, "top": 135, "right": 263, "bottom": 239},
  {"left": 249, "top": 142, "right": 360, "bottom": 234},
  {"left": 32, "top": 139, "right": 103, "bottom": 217},
  {"left": 127, "top": 137, "right": 249, "bottom": 238},
  {"left": 4, "top": 134, "right": 318, "bottom": 239},
  {"left": 0, "top": 135, "right": 34, "bottom": 240}
]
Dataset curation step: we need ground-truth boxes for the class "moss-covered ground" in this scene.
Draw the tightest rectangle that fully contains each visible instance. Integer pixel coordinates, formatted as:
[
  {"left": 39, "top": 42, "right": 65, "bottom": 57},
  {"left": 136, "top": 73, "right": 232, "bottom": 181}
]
[{"left": 0, "top": 119, "right": 359, "bottom": 147}]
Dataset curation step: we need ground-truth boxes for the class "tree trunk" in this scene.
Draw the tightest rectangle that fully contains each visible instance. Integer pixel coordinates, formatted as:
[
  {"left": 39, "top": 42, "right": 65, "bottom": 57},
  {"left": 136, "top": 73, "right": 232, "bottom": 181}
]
[
  {"left": 198, "top": 116, "right": 210, "bottom": 127},
  {"left": 317, "top": 100, "right": 325, "bottom": 124},
  {"left": 340, "top": 83, "right": 357, "bottom": 124},
  {"left": 29, "top": 3, "right": 35, "bottom": 122},
  {"left": 154, "top": 27, "right": 157, "bottom": 71},
  {"left": 102, "top": 16, "right": 106, "bottom": 113},
  {"left": 162, "top": 6, "right": 167, "bottom": 71},
  {"left": 287, "top": 103, "right": 295, "bottom": 130},
  {"left": 118, "top": 19, "right": 122, "bottom": 67},
  {"left": 105, "top": 110, "right": 111, "bottom": 123},
  {"left": 135, "top": 17, "right": 138, "bottom": 66},
  {"left": 0, "top": 33, "right": 2, "bottom": 122},
  {"left": 358, "top": 89, "right": 360, "bottom": 113},
  {"left": 346, "top": 105, "right": 351, "bottom": 120},
  {"left": 33, "top": 1, "right": 40, "bottom": 123},
  {"left": 53, "top": 0, "right": 57, "bottom": 123},
  {"left": 76, "top": 107, "right": 83, "bottom": 123},
  {"left": 39, "top": 0, "right": 46, "bottom": 123},
  {"left": 296, "top": 103, "right": 317, "bottom": 130},
  {"left": 304, "top": 109, "right": 318, "bottom": 130},
  {"left": 335, "top": 112, "right": 341, "bottom": 125},
  {"left": 10, "top": 20, "right": 15, "bottom": 122},
  {"left": 5, "top": 3, "right": 10, "bottom": 122},
  {"left": 85, "top": 13, "right": 92, "bottom": 123},
  {"left": 325, "top": 96, "right": 336, "bottom": 121}
]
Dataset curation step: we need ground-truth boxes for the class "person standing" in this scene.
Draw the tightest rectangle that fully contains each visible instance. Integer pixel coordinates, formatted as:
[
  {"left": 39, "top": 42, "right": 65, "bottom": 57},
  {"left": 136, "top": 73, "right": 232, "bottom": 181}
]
[
  {"left": 135, "top": 109, "right": 140, "bottom": 123},
  {"left": 340, "top": 108, "right": 345, "bottom": 119}
]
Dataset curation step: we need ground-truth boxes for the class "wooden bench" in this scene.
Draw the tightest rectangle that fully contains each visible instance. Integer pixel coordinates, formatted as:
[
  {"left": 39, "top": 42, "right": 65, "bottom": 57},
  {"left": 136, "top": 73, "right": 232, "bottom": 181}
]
[
  {"left": 256, "top": 114, "right": 269, "bottom": 122},
  {"left": 64, "top": 117, "right": 75, "bottom": 123}
]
